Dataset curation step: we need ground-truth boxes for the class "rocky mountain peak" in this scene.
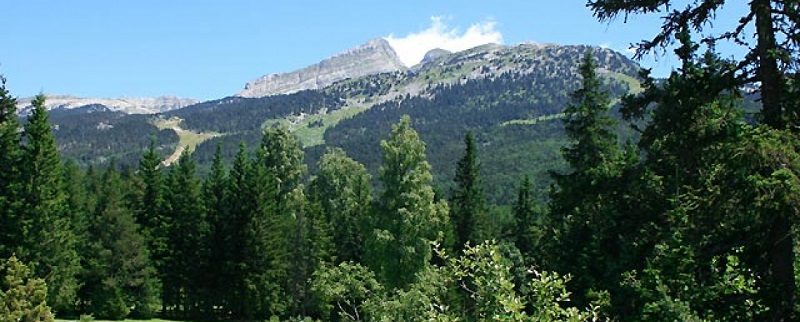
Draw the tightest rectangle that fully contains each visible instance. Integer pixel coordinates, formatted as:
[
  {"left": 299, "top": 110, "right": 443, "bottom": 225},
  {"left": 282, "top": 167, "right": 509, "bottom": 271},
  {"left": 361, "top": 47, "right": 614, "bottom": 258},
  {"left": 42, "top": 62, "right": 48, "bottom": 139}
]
[
  {"left": 420, "top": 48, "right": 452, "bottom": 65},
  {"left": 238, "top": 38, "right": 406, "bottom": 98}
]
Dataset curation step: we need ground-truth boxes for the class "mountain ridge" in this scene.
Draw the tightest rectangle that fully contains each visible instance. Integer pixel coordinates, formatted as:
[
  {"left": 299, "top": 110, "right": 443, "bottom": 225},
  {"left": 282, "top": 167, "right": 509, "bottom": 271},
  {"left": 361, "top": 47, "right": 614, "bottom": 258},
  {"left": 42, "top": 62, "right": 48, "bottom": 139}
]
[
  {"left": 16, "top": 94, "right": 198, "bottom": 115},
  {"left": 237, "top": 38, "right": 406, "bottom": 98}
]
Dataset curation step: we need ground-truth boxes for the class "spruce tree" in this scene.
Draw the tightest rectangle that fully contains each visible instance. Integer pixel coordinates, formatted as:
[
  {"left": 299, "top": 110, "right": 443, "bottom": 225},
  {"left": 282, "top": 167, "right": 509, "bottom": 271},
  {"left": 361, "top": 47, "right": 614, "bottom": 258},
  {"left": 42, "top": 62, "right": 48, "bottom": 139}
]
[
  {"left": 82, "top": 167, "right": 159, "bottom": 319},
  {"left": 256, "top": 125, "right": 320, "bottom": 316},
  {"left": 512, "top": 176, "right": 537, "bottom": 257},
  {"left": 19, "top": 94, "right": 80, "bottom": 312},
  {"left": 0, "top": 76, "right": 22, "bottom": 259},
  {"left": 163, "top": 149, "right": 208, "bottom": 319},
  {"left": 450, "top": 132, "right": 485, "bottom": 251},
  {"left": 547, "top": 51, "right": 624, "bottom": 304},
  {"left": 367, "top": 115, "right": 450, "bottom": 289},
  {"left": 223, "top": 143, "right": 264, "bottom": 319},
  {"left": 134, "top": 138, "right": 167, "bottom": 261},
  {"left": 202, "top": 144, "right": 227, "bottom": 317},
  {"left": 132, "top": 137, "right": 169, "bottom": 314}
]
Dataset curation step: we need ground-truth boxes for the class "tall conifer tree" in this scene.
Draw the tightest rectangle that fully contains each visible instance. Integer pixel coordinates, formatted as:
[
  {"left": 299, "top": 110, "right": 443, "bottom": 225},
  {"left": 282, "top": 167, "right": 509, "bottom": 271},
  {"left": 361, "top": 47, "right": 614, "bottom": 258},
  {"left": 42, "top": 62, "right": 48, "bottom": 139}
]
[
  {"left": 82, "top": 167, "right": 159, "bottom": 319},
  {"left": 450, "top": 132, "right": 485, "bottom": 251},
  {"left": 163, "top": 150, "right": 208, "bottom": 319},
  {"left": 547, "top": 51, "right": 623, "bottom": 304},
  {"left": 202, "top": 144, "right": 227, "bottom": 317},
  {"left": 19, "top": 94, "right": 80, "bottom": 312},
  {"left": 0, "top": 76, "right": 22, "bottom": 259}
]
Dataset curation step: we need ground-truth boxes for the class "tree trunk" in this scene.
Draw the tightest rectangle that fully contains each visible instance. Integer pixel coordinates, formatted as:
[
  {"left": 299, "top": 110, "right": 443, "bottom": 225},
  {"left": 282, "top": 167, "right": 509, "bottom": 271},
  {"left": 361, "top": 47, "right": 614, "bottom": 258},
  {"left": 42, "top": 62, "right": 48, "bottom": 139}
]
[
  {"left": 752, "top": 0, "right": 786, "bottom": 128},
  {"left": 752, "top": 1, "right": 797, "bottom": 320},
  {"left": 766, "top": 214, "right": 797, "bottom": 321}
]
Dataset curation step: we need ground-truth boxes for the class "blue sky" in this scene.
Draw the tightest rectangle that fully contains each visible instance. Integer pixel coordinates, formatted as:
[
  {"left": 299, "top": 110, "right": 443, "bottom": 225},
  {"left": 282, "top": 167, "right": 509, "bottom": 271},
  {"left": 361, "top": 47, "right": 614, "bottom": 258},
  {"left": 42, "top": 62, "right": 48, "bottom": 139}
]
[{"left": 2, "top": 1, "right": 750, "bottom": 100}]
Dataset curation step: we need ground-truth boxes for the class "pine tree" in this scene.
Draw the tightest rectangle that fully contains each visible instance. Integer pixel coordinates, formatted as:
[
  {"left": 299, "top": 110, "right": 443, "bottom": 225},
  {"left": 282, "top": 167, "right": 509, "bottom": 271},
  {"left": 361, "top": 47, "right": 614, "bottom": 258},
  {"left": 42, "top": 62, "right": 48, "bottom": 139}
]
[
  {"left": 19, "top": 94, "right": 80, "bottom": 312},
  {"left": 0, "top": 76, "right": 22, "bottom": 259},
  {"left": 450, "top": 132, "right": 485, "bottom": 252},
  {"left": 163, "top": 149, "right": 208, "bottom": 319},
  {"left": 82, "top": 167, "right": 159, "bottom": 319},
  {"left": 367, "top": 115, "right": 450, "bottom": 289},
  {"left": 310, "top": 148, "right": 371, "bottom": 263}
]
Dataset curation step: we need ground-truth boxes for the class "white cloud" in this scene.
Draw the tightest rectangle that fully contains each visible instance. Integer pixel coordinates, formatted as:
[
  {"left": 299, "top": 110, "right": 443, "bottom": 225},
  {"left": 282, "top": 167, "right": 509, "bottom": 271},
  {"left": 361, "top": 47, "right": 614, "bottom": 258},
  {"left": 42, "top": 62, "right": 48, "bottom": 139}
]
[{"left": 385, "top": 16, "right": 503, "bottom": 67}]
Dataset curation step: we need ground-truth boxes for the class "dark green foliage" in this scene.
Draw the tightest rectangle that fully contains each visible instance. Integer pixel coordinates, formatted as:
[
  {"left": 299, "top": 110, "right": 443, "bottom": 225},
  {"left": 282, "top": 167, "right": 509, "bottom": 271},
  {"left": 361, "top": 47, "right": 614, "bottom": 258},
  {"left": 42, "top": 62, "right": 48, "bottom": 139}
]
[
  {"left": 167, "top": 91, "right": 343, "bottom": 133},
  {"left": 258, "top": 125, "right": 330, "bottom": 317},
  {"left": 223, "top": 142, "right": 274, "bottom": 319},
  {"left": 0, "top": 76, "right": 22, "bottom": 260},
  {"left": 48, "top": 109, "right": 177, "bottom": 167},
  {"left": 450, "top": 132, "right": 485, "bottom": 251},
  {"left": 588, "top": 0, "right": 798, "bottom": 129},
  {"left": 18, "top": 95, "right": 81, "bottom": 313},
  {"left": 310, "top": 148, "right": 372, "bottom": 263},
  {"left": 511, "top": 176, "right": 542, "bottom": 257},
  {"left": 545, "top": 51, "right": 627, "bottom": 305},
  {"left": 131, "top": 138, "right": 170, "bottom": 312},
  {"left": 81, "top": 167, "right": 159, "bottom": 319},
  {"left": 202, "top": 145, "right": 228, "bottom": 316},
  {"left": 0, "top": 256, "right": 55, "bottom": 322},
  {"left": 163, "top": 150, "right": 208, "bottom": 319}
]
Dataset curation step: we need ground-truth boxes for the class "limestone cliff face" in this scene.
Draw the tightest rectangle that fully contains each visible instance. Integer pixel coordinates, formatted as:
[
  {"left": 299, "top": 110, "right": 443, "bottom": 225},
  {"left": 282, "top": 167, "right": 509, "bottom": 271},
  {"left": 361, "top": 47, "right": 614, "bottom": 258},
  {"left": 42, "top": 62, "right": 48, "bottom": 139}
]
[
  {"left": 238, "top": 38, "right": 406, "bottom": 98},
  {"left": 16, "top": 95, "right": 199, "bottom": 115}
]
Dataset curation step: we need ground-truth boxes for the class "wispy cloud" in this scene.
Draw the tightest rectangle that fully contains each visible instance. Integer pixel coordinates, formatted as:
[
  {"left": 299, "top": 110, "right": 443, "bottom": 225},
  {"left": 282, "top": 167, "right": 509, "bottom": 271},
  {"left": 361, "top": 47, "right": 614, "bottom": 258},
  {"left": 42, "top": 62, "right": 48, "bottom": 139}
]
[{"left": 385, "top": 16, "right": 503, "bottom": 67}]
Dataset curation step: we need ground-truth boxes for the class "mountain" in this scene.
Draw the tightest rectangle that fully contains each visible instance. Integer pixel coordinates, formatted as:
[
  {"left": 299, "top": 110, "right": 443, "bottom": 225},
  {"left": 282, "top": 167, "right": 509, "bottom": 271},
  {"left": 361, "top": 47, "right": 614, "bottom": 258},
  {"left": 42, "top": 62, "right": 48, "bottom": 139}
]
[
  {"left": 49, "top": 42, "right": 642, "bottom": 203},
  {"left": 237, "top": 38, "right": 406, "bottom": 97},
  {"left": 16, "top": 95, "right": 198, "bottom": 115}
]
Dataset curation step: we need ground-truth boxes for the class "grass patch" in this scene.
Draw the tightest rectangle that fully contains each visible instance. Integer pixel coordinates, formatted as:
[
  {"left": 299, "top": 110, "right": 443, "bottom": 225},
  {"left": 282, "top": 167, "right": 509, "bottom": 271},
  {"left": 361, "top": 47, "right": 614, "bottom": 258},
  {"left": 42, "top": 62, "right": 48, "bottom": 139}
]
[
  {"left": 261, "top": 105, "right": 370, "bottom": 148},
  {"left": 604, "top": 71, "right": 643, "bottom": 94},
  {"left": 151, "top": 117, "right": 221, "bottom": 165},
  {"left": 292, "top": 105, "right": 369, "bottom": 147},
  {"left": 502, "top": 113, "right": 566, "bottom": 126}
]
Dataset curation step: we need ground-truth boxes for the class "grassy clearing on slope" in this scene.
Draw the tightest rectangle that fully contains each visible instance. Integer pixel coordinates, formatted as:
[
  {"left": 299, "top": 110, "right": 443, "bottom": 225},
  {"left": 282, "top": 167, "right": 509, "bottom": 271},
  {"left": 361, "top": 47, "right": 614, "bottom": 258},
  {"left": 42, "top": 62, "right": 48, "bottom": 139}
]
[
  {"left": 605, "top": 71, "right": 643, "bottom": 94},
  {"left": 293, "top": 105, "right": 368, "bottom": 147},
  {"left": 261, "top": 105, "right": 369, "bottom": 148},
  {"left": 151, "top": 117, "right": 220, "bottom": 165},
  {"left": 502, "top": 113, "right": 566, "bottom": 126}
]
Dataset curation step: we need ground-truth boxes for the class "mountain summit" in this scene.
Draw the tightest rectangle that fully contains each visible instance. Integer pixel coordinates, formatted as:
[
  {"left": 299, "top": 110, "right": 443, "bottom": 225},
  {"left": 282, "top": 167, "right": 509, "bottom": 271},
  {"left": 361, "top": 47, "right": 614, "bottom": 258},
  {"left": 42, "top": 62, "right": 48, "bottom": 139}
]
[{"left": 238, "top": 38, "right": 406, "bottom": 98}]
